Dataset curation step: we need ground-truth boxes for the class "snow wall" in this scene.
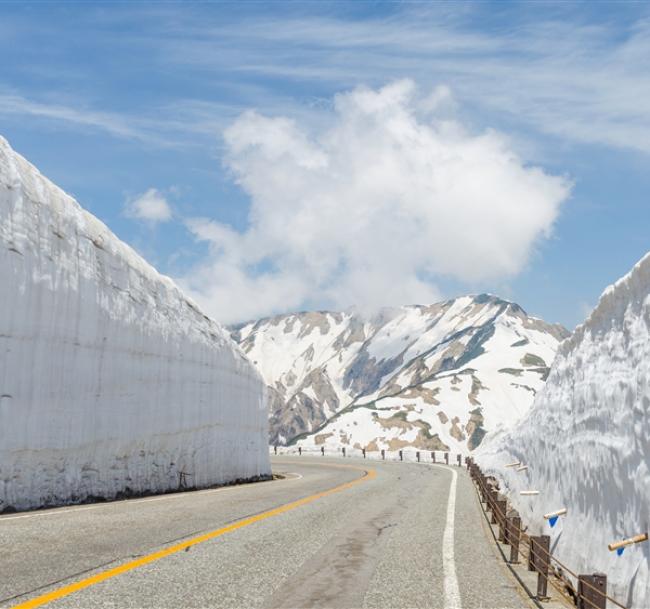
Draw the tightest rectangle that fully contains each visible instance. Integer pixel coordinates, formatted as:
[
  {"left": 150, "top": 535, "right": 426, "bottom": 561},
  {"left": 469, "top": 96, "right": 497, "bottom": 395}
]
[
  {"left": 478, "top": 252, "right": 650, "bottom": 608},
  {"left": 0, "top": 136, "right": 270, "bottom": 511}
]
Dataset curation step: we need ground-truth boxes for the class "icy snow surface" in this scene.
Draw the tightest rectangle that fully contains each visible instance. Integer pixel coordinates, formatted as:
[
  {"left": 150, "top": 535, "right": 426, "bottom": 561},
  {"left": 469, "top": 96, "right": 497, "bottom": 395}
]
[
  {"left": 0, "top": 136, "right": 270, "bottom": 511},
  {"left": 478, "top": 252, "right": 650, "bottom": 608}
]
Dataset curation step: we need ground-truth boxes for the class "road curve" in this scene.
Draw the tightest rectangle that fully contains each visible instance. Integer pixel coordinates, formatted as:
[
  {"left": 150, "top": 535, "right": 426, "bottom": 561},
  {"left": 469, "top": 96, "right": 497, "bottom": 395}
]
[{"left": 1, "top": 457, "right": 532, "bottom": 609}]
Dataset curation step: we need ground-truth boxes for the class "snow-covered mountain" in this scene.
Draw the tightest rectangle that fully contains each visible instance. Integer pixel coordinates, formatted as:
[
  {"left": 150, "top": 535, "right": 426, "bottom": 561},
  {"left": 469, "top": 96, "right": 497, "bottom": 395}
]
[
  {"left": 478, "top": 253, "right": 650, "bottom": 608},
  {"left": 231, "top": 296, "right": 568, "bottom": 451},
  {"left": 0, "top": 136, "right": 270, "bottom": 511}
]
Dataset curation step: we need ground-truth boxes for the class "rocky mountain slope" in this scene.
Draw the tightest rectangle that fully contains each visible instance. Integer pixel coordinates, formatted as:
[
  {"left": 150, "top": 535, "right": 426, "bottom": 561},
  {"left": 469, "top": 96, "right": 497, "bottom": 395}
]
[
  {"left": 231, "top": 295, "right": 568, "bottom": 452},
  {"left": 477, "top": 253, "right": 650, "bottom": 609}
]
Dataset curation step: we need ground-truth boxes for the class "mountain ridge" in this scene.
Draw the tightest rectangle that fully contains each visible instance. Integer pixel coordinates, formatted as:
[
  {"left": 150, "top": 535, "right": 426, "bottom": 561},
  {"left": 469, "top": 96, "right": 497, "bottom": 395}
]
[{"left": 230, "top": 294, "right": 568, "bottom": 451}]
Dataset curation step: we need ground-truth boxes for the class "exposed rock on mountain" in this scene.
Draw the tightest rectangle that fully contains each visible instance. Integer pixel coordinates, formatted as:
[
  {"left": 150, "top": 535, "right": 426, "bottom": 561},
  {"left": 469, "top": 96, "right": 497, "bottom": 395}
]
[{"left": 231, "top": 295, "right": 568, "bottom": 451}]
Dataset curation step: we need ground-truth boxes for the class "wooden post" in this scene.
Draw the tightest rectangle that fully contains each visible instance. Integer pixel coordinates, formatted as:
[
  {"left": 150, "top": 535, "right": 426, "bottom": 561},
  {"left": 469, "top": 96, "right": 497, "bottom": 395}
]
[
  {"left": 321, "top": 446, "right": 325, "bottom": 456},
  {"left": 490, "top": 489, "right": 499, "bottom": 524},
  {"left": 481, "top": 477, "right": 490, "bottom": 503},
  {"left": 342, "top": 447, "right": 346, "bottom": 457},
  {"left": 496, "top": 498, "right": 508, "bottom": 542},
  {"left": 481, "top": 475, "right": 490, "bottom": 502},
  {"left": 431, "top": 451, "right": 436, "bottom": 463},
  {"left": 528, "top": 536, "right": 537, "bottom": 572},
  {"left": 444, "top": 452, "right": 449, "bottom": 465},
  {"left": 578, "top": 573, "right": 607, "bottom": 609},
  {"left": 381, "top": 449, "right": 385, "bottom": 460},
  {"left": 298, "top": 447, "right": 302, "bottom": 456},
  {"left": 274, "top": 445, "right": 277, "bottom": 455},
  {"left": 362, "top": 448, "right": 366, "bottom": 459},
  {"left": 536, "top": 538, "right": 550, "bottom": 601},
  {"left": 399, "top": 450, "right": 403, "bottom": 461},
  {"left": 608, "top": 532, "right": 648, "bottom": 552},
  {"left": 416, "top": 451, "right": 420, "bottom": 462},
  {"left": 457, "top": 454, "right": 461, "bottom": 466},
  {"left": 528, "top": 535, "right": 550, "bottom": 600},
  {"left": 508, "top": 516, "right": 521, "bottom": 563}
]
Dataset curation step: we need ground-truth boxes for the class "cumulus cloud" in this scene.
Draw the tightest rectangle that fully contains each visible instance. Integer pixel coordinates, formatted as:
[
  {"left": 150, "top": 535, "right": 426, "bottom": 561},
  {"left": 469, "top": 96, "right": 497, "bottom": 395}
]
[
  {"left": 181, "top": 80, "right": 571, "bottom": 324},
  {"left": 124, "top": 188, "right": 173, "bottom": 223}
]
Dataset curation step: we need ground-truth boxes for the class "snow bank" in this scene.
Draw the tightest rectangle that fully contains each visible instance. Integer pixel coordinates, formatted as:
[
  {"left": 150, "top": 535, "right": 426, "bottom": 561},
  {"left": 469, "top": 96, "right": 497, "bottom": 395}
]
[
  {"left": 0, "top": 136, "right": 270, "bottom": 511},
  {"left": 478, "top": 252, "right": 650, "bottom": 608}
]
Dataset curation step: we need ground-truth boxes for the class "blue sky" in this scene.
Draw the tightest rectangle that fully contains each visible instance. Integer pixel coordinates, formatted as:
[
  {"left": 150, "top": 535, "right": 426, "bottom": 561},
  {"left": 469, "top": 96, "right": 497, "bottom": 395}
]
[{"left": 1, "top": 1, "right": 649, "bottom": 328}]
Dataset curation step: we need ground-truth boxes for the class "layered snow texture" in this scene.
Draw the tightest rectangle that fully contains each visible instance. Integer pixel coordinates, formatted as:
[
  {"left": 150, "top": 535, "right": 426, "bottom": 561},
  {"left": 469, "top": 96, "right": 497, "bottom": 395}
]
[
  {"left": 232, "top": 297, "right": 568, "bottom": 452},
  {"left": 0, "top": 136, "right": 270, "bottom": 511},
  {"left": 478, "top": 253, "right": 650, "bottom": 608}
]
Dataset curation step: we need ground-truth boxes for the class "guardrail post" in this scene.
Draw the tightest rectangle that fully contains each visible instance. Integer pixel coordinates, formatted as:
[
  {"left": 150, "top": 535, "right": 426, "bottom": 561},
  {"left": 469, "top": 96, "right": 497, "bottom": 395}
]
[
  {"left": 536, "top": 535, "right": 550, "bottom": 600},
  {"left": 457, "top": 454, "right": 461, "bottom": 466},
  {"left": 381, "top": 449, "right": 385, "bottom": 460},
  {"left": 481, "top": 478, "right": 487, "bottom": 502},
  {"left": 274, "top": 445, "right": 277, "bottom": 455},
  {"left": 321, "top": 446, "right": 325, "bottom": 456},
  {"left": 528, "top": 535, "right": 537, "bottom": 572},
  {"left": 527, "top": 535, "right": 550, "bottom": 600},
  {"left": 431, "top": 451, "right": 436, "bottom": 463},
  {"left": 362, "top": 448, "right": 366, "bottom": 459},
  {"left": 508, "top": 515, "right": 521, "bottom": 563},
  {"left": 490, "top": 489, "right": 499, "bottom": 524},
  {"left": 342, "top": 447, "right": 346, "bottom": 457},
  {"left": 479, "top": 475, "right": 487, "bottom": 502},
  {"left": 298, "top": 447, "right": 302, "bottom": 456},
  {"left": 444, "top": 452, "right": 449, "bottom": 465},
  {"left": 399, "top": 450, "right": 403, "bottom": 461},
  {"left": 496, "top": 497, "right": 508, "bottom": 542},
  {"left": 578, "top": 573, "right": 607, "bottom": 609},
  {"left": 416, "top": 451, "right": 420, "bottom": 462}
]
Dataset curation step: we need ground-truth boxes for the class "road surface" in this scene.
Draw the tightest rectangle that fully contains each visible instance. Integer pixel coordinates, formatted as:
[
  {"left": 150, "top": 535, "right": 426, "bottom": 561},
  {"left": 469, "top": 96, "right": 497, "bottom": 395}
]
[{"left": 1, "top": 457, "right": 533, "bottom": 609}]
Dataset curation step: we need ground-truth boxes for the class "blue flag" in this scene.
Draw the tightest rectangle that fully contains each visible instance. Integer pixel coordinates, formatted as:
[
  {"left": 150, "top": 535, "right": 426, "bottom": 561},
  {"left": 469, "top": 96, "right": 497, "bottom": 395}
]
[
  {"left": 617, "top": 547, "right": 625, "bottom": 556},
  {"left": 549, "top": 515, "right": 559, "bottom": 528}
]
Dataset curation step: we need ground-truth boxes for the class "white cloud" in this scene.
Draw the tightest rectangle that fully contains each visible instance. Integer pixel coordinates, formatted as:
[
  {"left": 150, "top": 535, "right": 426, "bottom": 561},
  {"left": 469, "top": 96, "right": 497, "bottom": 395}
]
[
  {"left": 124, "top": 188, "right": 173, "bottom": 223},
  {"left": 0, "top": 94, "right": 148, "bottom": 141},
  {"left": 160, "top": 9, "right": 650, "bottom": 155},
  {"left": 180, "top": 80, "right": 572, "bottom": 324}
]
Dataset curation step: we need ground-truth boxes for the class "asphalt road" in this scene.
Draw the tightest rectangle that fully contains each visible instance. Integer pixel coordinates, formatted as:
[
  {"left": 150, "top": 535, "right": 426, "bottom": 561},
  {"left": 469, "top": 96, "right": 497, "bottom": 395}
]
[{"left": 0, "top": 457, "right": 533, "bottom": 609}]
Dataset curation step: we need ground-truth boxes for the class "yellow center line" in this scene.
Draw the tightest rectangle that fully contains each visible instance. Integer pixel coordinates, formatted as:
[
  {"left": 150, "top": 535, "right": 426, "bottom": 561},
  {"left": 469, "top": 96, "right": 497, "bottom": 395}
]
[{"left": 11, "top": 465, "right": 376, "bottom": 609}]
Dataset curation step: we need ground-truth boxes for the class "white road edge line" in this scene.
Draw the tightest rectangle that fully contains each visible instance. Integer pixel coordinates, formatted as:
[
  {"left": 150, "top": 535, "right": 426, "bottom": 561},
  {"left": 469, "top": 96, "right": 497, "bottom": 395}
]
[
  {"left": 0, "top": 471, "right": 303, "bottom": 522},
  {"left": 284, "top": 472, "right": 303, "bottom": 481},
  {"left": 443, "top": 467, "right": 462, "bottom": 609}
]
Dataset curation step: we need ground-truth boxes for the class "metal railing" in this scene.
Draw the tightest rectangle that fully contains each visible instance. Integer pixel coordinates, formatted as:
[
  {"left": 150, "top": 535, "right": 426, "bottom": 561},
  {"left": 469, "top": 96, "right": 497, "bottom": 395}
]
[
  {"left": 468, "top": 458, "right": 626, "bottom": 609},
  {"left": 273, "top": 444, "right": 465, "bottom": 466}
]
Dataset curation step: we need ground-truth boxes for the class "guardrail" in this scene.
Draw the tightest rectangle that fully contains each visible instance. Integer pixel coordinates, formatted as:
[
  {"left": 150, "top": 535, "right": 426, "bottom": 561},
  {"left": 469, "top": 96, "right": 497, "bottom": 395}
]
[
  {"left": 467, "top": 457, "right": 627, "bottom": 609},
  {"left": 272, "top": 444, "right": 467, "bottom": 467}
]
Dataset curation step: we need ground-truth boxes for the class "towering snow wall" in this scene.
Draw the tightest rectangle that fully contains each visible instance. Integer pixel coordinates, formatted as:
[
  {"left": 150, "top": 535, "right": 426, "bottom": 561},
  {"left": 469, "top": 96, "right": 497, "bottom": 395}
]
[
  {"left": 0, "top": 136, "right": 270, "bottom": 511},
  {"left": 478, "top": 253, "right": 650, "bottom": 608}
]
